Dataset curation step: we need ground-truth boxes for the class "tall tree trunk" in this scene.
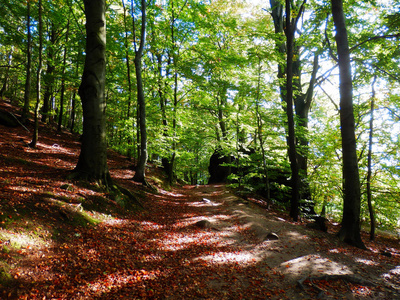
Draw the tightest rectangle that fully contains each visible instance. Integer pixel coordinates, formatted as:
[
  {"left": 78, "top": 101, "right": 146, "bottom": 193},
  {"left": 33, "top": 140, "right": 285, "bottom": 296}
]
[
  {"left": 21, "top": 1, "right": 32, "bottom": 124},
  {"left": 331, "top": 0, "right": 366, "bottom": 249},
  {"left": 41, "top": 25, "right": 56, "bottom": 123},
  {"left": 285, "top": 0, "right": 300, "bottom": 221},
  {"left": 270, "top": 0, "right": 286, "bottom": 103},
  {"left": 132, "top": 0, "right": 148, "bottom": 183},
  {"left": 294, "top": 51, "right": 319, "bottom": 209},
  {"left": 58, "top": 20, "right": 70, "bottom": 132},
  {"left": 122, "top": 0, "right": 134, "bottom": 159},
  {"left": 270, "top": 0, "right": 306, "bottom": 220},
  {"left": 255, "top": 55, "right": 271, "bottom": 204},
  {"left": 74, "top": 0, "right": 110, "bottom": 184},
  {"left": 69, "top": 91, "right": 76, "bottom": 133},
  {"left": 69, "top": 53, "right": 81, "bottom": 133},
  {"left": 367, "top": 76, "right": 377, "bottom": 241},
  {"left": 29, "top": 0, "right": 43, "bottom": 148}
]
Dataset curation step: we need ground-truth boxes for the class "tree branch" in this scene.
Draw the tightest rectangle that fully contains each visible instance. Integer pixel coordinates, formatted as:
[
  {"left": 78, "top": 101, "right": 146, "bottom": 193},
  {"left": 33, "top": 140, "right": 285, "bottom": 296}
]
[{"left": 350, "top": 33, "right": 400, "bottom": 51}]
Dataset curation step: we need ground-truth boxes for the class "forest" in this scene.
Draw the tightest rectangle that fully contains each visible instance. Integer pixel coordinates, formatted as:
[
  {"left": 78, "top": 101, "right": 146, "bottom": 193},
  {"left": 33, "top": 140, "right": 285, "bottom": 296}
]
[{"left": 0, "top": 0, "right": 400, "bottom": 298}]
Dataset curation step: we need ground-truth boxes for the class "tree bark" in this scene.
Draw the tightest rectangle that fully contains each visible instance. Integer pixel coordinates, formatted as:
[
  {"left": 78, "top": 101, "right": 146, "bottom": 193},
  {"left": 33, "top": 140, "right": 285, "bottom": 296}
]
[
  {"left": 331, "top": 0, "right": 366, "bottom": 249},
  {"left": 21, "top": 1, "right": 32, "bottom": 124},
  {"left": 29, "top": 0, "right": 43, "bottom": 148},
  {"left": 255, "top": 55, "right": 271, "bottom": 204},
  {"left": 122, "top": 0, "right": 134, "bottom": 159},
  {"left": 285, "top": 0, "right": 300, "bottom": 221},
  {"left": 74, "top": 0, "right": 110, "bottom": 184},
  {"left": 132, "top": 0, "right": 148, "bottom": 183},
  {"left": 41, "top": 25, "right": 56, "bottom": 123},
  {"left": 58, "top": 20, "right": 70, "bottom": 132},
  {"left": 0, "top": 50, "right": 13, "bottom": 98},
  {"left": 367, "top": 76, "right": 377, "bottom": 241}
]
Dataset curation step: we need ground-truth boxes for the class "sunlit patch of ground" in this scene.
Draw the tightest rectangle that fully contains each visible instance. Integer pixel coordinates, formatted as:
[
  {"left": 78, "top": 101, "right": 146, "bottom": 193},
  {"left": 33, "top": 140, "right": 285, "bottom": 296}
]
[{"left": 279, "top": 254, "right": 352, "bottom": 277}]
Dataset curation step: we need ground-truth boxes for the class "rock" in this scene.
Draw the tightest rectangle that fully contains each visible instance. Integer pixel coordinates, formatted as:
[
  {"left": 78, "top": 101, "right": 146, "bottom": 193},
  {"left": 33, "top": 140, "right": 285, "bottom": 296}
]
[
  {"left": 208, "top": 149, "right": 235, "bottom": 184},
  {"left": 0, "top": 109, "right": 19, "bottom": 127},
  {"left": 194, "top": 220, "right": 211, "bottom": 229},
  {"left": 306, "top": 216, "right": 328, "bottom": 232},
  {"left": 265, "top": 232, "right": 279, "bottom": 240},
  {"left": 202, "top": 198, "right": 211, "bottom": 203}
]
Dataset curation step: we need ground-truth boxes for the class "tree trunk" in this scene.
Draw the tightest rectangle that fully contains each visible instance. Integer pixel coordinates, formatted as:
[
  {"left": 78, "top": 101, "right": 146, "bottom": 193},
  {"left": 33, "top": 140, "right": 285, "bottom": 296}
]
[
  {"left": 255, "top": 55, "right": 271, "bottom": 204},
  {"left": 58, "top": 20, "right": 70, "bottom": 132},
  {"left": 69, "top": 53, "right": 81, "bottom": 133},
  {"left": 285, "top": 0, "right": 300, "bottom": 221},
  {"left": 294, "top": 51, "right": 319, "bottom": 181},
  {"left": 132, "top": 0, "right": 148, "bottom": 183},
  {"left": 74, "top": 0, "right": 110, "bottom": 184},
  {"left": 0, "top": 50, "right": 13, "bottom": 98},
  {"left": 29, "top": 0, "right": 43, "bottom": 148},
  {"left": 21, "top": 1, "right": 32, "bottom": 124},
  {"left": 331, "top": 0, "right": 366, "bottom": 249},
  {"left": 122, "top": 0, "right": 134, "bottom": 159},
  {"left": 69, "top": 91, "right": 76, "bottom": 133},
  {"left": 41, "top": 25, "right": 56, "bottom": 123},
  {"left": 367, "top": 76, "right": 377, "bottom": 241}
]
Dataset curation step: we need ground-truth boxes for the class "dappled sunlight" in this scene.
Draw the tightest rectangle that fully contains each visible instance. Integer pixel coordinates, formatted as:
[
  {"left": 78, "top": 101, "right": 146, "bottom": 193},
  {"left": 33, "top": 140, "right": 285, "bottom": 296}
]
[
  {"left": 175, "top": 214, "right": 232, "bottom": 228},
  {"left": 76, "top": 269, "right": 162, "bottom": 298},
  {"left": 159, "top": 189, "right": 185, "bottom": 197},
  {"left": 286, "top": 230, "right": 306, "bottom": 238},
  {"left": 382, "top": 265, "right": 400, "bottom": 283},
  {"left": 110, "top": 168, "right": 134, "bottom": 180},
  {"left": 188, "top": 199, "right": 223, "bottom": 207},
  {"left": 0, "top": 227, "right": 51, "bottom": 250},
  {"left": 329, "top": 248, "right": 346, "bottom": 254},
  {"left": 195, "top": 250, "right": 262, "bottom": 265},
  {"left": 354, "top": 257, "right": 380, "bottom": 266},
  {"left": 32, "top": 142, "right": 77, "bottom": 156},
  {"left": 102, "top": 218, "right": 128, "bottom": 226},
  {"left": 139, "top": 221, "right": 165, "bottom": 231},
  {"left": 8, "top": 185, "right": 40, "bottom": 193},
  {"left": 279, "top": 254, "right": 352, "bottom": 277},
  {"left": 154, "top": 231, "right": 220, "bottom": 251}
]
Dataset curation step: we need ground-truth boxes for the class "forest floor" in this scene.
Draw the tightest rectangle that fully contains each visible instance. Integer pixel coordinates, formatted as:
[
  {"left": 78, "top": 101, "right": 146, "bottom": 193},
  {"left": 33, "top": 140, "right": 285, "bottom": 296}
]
[{"left": 0, "top": 99, "right": 400, "bottom": 299}]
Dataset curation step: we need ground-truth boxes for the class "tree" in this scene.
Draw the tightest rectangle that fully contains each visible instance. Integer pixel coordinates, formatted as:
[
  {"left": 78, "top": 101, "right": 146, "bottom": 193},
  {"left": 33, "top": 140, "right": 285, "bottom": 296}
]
[
  {"left": 132, "top": 0, "right": 148, "bottom": 184},
  {"left": 29, "top": 0, "right": 43, "bottom": 148},
  {"left": 366, "top": 76, "right": 377, "bottom": 241},
  {"left": 74, "top": 0, "right": 110, "bottom": 184},
  {"left": 41, "top": 23, "right": 57, "bottom": 123},
  {"left": 21, "top": 0, "right": 32, "bottom": 124},
  {"left": 331, "top": 0, "right": 366, "bottom": 249},
  {"left": 270, "top": 0, "right": 306, "bottom": 221},
  {"left": 58, "top": 20, "right": 70, "bottom": 132}
]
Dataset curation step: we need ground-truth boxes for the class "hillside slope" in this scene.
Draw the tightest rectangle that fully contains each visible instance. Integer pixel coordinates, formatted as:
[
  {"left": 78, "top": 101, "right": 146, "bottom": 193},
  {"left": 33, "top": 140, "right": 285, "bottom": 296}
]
[{"left": 0, "top": 100, "right": 399, "bottom": 299}]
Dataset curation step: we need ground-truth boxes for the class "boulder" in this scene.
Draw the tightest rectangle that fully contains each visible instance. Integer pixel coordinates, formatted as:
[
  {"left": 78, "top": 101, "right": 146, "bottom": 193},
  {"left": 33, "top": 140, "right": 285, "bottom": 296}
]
[{"left": 0, "top": 109, "right": 19, "bottom": 127}]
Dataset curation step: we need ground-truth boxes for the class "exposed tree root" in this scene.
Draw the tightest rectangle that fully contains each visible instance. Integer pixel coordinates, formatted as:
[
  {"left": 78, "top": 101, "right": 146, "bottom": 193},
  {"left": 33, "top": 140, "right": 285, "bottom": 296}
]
[
  {"left": 68, "top": 171, "right": 144, "bottom": 209},
  {"left": 114, "top": 184, "right": 144, "bottom": 209}
]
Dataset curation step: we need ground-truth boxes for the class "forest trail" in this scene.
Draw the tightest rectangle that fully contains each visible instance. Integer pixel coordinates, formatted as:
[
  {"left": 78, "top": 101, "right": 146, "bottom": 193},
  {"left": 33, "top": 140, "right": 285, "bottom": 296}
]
[{"left": 0, "top": 100, "right": 399, "bottom": 299}]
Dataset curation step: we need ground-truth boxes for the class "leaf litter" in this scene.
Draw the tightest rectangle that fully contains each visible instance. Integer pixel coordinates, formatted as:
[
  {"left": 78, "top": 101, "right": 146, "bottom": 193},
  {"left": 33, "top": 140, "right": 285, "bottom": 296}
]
[{"left": 0, "top": 100, "right": 399, "bottom": 299}]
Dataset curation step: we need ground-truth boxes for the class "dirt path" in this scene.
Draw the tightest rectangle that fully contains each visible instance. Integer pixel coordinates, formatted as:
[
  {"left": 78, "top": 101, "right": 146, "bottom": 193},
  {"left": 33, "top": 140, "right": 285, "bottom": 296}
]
[{"left": 164, "top": 184, "right": 400, "bottom": 299}]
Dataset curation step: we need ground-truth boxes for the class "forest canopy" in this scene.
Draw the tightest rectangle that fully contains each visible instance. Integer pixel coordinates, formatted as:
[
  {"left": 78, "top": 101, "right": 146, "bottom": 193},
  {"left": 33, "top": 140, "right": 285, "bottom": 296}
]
[{"left": 0, "top": 0, "right": 400, "bottom": 234}]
